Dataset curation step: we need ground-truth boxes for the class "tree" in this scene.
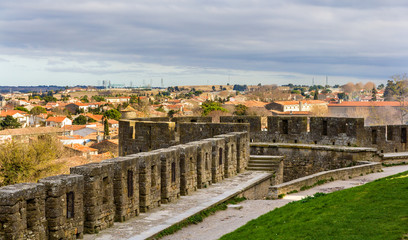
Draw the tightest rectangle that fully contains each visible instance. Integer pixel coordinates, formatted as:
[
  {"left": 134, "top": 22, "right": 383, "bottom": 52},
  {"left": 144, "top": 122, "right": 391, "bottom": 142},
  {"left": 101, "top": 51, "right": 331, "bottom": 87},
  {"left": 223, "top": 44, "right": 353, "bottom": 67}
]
[
  {"left": 104, "top": 109, "right": 121, "bottom": 120},
  {"left": 383, "top": 74, "right": 408, "bottom": 124},
  {"left": 167, "top": 110, "right": 177, "bottom": 118},
  {"left": 212, "top": 86, "right": 216, "bottom": 91},
  {"left": 104, "top": 118, "right": 109, "bottom": 138},
  {"left": 313, "top": 90, "right": 319, "bottom": 100},
  {"left": 73, "top": 115, "right": 87, "bottom": 125},
  {"left": 201, "top": 101, "right": 227, "bottom": 116},
  {"left": 234, "top": 104, "right": 248, "bottom": 116},
  {"left": 371, "top": 87, "right": 378, "bottom": 101},
  {"left": 0, "top": 137, "right": 63, "bottom": 186},
  {"left": 80, "top": 95, "right": 89, "bottom": 103},
  {"left": 14, "top": 106, "right": 29, "bottom": 113},
  {"left": 0, "top": 116, "right": 21, "bottom": 130},
  {"left": 30, "top": 106, "right": 47, "bottom": 115}
]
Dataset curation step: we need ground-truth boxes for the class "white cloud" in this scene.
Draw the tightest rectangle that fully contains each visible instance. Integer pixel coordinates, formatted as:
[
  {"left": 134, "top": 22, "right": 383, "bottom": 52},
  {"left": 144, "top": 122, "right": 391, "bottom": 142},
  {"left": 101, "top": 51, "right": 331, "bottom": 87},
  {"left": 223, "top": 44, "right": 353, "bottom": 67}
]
[{"left": 0, "top": 0, "right": 408, "bottom": 85}]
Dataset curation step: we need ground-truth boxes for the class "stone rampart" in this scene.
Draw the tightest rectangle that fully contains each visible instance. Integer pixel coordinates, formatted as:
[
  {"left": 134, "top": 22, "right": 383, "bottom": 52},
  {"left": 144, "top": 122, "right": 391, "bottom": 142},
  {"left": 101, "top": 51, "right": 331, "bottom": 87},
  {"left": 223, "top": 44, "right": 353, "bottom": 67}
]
[
  {"left": 38, "top": 174, "right": 84, "bottom": 239},
  {"left": 269, "top": 161, "right": 382, "bottom": 199},
  {"left": 0, "top": 183, "right": 47, "bottom": 240},
  {"left": 70, "top": 162, "right": 115, "bottom": 234},
  {"left": 102, "top": 156, "right": 140, "bottom": 222},
  {"left": 250, "top": 143, "right": 379, "bottom": 182}
]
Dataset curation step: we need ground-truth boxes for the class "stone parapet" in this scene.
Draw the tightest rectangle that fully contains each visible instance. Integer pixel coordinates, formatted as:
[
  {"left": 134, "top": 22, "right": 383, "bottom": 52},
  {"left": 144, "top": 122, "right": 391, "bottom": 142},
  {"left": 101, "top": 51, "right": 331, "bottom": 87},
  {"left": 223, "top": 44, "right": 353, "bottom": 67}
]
[
  {"left": 39, "top": 174, "right": 84, "bottom": 240},
  {"left": 157, "top": 148, "right": 181, "bottom": 204},
  {"left": 70, "top": 162, "right": 115, "bottom": 234},
  {"left": 0, "top": 183, "right": 47, "bottom": 240},
  {"left": 137, "top": 152, "right": 161, "bottom": 212},
  {"left": 102, "top": 155, "right": 140, "bottom": 222},
  {"left": 187, "top": 140, "right": 213, "bottom": 188}
]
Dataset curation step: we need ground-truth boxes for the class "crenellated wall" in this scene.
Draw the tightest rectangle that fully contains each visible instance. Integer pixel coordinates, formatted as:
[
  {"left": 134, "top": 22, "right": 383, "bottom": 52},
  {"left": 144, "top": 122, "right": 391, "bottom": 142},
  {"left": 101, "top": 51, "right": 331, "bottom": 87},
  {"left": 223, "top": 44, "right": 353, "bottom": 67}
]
[{"left": 0, "top": 130, "right": 250, "bottom": 239}]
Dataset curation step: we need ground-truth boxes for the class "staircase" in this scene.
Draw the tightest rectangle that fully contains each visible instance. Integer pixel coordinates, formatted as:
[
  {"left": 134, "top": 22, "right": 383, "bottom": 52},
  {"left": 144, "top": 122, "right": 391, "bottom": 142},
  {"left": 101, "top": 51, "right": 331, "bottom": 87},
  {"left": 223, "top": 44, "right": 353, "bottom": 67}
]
[{"left": 247, "top": 155, "right": 284, "bottom": 171}]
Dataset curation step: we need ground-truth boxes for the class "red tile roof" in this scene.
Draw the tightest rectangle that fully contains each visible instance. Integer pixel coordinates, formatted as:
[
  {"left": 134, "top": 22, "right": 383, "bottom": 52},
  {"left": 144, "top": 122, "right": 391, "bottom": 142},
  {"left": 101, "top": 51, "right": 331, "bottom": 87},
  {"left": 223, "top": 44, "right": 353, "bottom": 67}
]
[
  {"left": 328, "top": 101, "right": 403, "bottom": 107},
  {"left": 274, "top": 100, "right": 327, "bottom": 106},
  {"left": 66, "top": 143, "right": 98, "bottom": 152},
  {"left": 46, "top": 116, "right": 69, "bottom": 122},
  {"left": 0, "top": 110, "right": 27, "bottom": 117}
]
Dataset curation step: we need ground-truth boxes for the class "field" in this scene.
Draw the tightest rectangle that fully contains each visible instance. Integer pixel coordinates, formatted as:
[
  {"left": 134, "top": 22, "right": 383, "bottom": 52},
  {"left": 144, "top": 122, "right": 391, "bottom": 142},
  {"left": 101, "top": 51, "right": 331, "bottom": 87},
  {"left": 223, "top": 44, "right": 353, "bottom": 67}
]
[{"left": 221, "top": 171, "right": 408, "bottom": 240}]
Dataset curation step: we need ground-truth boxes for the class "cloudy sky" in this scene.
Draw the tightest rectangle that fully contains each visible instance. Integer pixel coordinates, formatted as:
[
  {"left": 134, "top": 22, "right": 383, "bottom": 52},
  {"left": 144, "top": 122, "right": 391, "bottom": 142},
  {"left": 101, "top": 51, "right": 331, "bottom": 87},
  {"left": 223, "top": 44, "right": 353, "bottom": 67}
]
[{"left": 1, "top": 0, "right": 408, "bottom": 87}]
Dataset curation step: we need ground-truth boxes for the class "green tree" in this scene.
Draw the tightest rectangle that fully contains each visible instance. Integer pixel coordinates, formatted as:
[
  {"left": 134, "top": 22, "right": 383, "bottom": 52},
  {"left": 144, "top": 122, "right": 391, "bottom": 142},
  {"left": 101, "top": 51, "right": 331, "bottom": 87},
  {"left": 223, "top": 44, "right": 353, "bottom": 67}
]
[
  {"left": 14, "top": 106, "right": 29, "bottom": 113},
  {"left": 167, "top": 110, "right": 177, "bottom": 118},
  {"left": 73, "top": 115, "right": 87, "bottom": 125},
  {"left": 201, "top": 101, "right": 227, "bottom": 116},
  {"left": 314, "top": 90, "right": 319, "bottom": 100},
  {"left": 234, "top": 104, "right": 248, "bottom": 116},
  {"left": 0, "top": 116, "right": 21, "bottom": 130},
  {"left": 104, "top": 109, "right": 121, "bottom": 120},
  {"left": 371, "top": 87, "right": 378, "bottom": 101},
  {"left": 43, "top": 95, "right": 57, "bottom": 103},
  {"left": 92, "top": 95, "right": 106, "bottom": 102},
  {"left": 104, "top": 118, "right": 109, "bottom": 138},
  {"left": 30, "top": 106, "right": 47, "bottom": 115},
  {"left": 212, "top": 86, "right": 216, "bottom": 91},
  {"left": 0, "top": 137, "right": 63, "bottom": 186},
  {"left": 80, "top": 95, "right": 89, "bottom": 103}
]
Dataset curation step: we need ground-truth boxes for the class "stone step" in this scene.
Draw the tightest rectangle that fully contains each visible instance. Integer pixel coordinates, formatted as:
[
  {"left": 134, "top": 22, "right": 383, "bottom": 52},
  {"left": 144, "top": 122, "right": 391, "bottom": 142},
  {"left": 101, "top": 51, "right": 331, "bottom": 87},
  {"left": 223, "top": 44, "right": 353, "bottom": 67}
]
[
  {"left": 248, "top": 159, "right": 280, "bottom": 164},
  {"left": 250, "top": 155, "right": 283, "bottom": 160},
  {"left": 248, "top": 163, "right": 279, "bottom": 167},
  {"left": 247, "top": 166, "right": 275, "bottom": 171}
]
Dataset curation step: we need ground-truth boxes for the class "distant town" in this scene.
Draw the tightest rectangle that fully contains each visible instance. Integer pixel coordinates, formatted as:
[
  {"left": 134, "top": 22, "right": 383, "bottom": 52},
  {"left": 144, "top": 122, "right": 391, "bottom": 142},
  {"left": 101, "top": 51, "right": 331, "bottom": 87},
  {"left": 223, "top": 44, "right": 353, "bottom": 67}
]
[{"left": 0, "top": 80, "right": 405, "bottom": 166}]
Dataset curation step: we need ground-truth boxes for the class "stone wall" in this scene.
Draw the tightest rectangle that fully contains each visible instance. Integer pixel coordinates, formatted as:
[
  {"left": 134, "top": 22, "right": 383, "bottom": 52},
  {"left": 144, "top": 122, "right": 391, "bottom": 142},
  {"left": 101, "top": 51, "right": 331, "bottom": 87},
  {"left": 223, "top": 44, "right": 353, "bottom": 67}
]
[
  {"left": 205, "top": 138, "right": 225, "bottom": 183},
  {"left": 102, "top": 156, "right": 139, "bottom": 222},
  {"left": 219, "top": 116, "right": 262, "bottom": 132},
  {"left": 0, "top": 183, "right": 47, "bottom": 240},
  {"left": 250, "top": 143, "right": 379, "bottom": 182},
  {"left": 214, "top": 134, "right": 238, "bottom": 178},
  {"left": 70, "top": 162, "right": 115, "bottom": 234},
  {"left": 119, "top": 120, "right": 176, "bottom": 156},
  {"left": 269, "top": 161, "right": 382, "bottom": 199},
  {"left": 158, "top": 148, "right": 180, "bottom": 204},
  {"left": 39, "top": 174, "right": 84, "bottom": 240},
  {"left": 178, "top": 123, "right": 250, "bottom": 144},
  {"left": 172, "top": 144, "right": 198, "bottom": 196},
  {"left": 137, "top": 152, "right": 162, "bottom": 212}
]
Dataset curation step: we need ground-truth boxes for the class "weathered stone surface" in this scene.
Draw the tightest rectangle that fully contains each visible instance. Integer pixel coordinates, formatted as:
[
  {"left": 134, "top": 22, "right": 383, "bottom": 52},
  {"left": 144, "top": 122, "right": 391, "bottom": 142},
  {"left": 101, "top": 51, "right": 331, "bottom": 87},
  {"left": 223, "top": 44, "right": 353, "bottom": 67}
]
[
  {"left": 187, "top": 140, "right": 213, "bottom": 189},
  {"left": 213, "top": 134, "right": 238, "bottom": 178},
  {"left": 0, "top": 183, "right": 47, "bottom": 240},
  {"left": 157, "top": 148, "right": 181, "bottom": 203},
  {"left": 102, "top": 155, "right": 140, "bottom": 222},
  {"left": 175, "top": 144, "right": 198, "bottom": 196},
  {"left": 39, "top": 174, "right": 84, "bottom": 240},
  {"left": 251, "top": 143, "right": 379, "bottom": 182},
  {"left": 70, "top": 162, "right": 115, "bottom": 234},
  {"left": 137, "top": 152, "right": 161, "bottom": 212}
]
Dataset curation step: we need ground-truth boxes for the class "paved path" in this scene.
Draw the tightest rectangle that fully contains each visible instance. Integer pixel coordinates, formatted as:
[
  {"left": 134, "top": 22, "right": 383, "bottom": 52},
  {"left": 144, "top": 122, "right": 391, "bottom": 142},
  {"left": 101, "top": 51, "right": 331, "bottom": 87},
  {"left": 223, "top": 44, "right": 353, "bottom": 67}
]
[
  {"left": 83, "top": 171, "right": 272, "bottom": 240},
  {"left": 163, "top": 165, "right": 408, "bottom": 240}
]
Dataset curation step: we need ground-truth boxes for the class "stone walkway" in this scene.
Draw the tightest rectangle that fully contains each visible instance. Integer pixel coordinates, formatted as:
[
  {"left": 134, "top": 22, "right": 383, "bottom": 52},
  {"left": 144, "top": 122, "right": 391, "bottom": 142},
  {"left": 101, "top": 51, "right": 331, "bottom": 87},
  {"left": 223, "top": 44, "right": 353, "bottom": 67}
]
[
  {"left": 163, "top": 165, "right": 408, "bottom": 240},
  {"left": 83, "top": 171, "right": 273, "bottom": 240}
]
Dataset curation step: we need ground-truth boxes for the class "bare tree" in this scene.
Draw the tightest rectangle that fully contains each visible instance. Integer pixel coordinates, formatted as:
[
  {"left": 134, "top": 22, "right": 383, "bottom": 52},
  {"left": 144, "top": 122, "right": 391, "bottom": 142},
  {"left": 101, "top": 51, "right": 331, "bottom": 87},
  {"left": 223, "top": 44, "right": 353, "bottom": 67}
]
[{"left": 384, "top": 74, "right": 408, "bottom": 124}]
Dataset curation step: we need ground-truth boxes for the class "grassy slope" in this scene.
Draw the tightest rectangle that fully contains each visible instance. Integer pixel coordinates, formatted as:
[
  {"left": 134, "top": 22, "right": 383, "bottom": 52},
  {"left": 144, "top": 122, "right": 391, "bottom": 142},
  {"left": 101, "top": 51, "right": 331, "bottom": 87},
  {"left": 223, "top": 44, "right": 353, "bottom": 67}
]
[{"left": 221, "top": 171, "right": 408, "bottom": 240}]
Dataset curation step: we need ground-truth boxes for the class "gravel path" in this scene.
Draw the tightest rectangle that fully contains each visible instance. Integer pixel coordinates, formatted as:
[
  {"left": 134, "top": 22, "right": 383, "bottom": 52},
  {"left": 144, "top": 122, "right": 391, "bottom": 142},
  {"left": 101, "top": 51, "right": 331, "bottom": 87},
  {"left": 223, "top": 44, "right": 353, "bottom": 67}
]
[{"left": 162, "top": 165, "right": 408, "bottom": 240}]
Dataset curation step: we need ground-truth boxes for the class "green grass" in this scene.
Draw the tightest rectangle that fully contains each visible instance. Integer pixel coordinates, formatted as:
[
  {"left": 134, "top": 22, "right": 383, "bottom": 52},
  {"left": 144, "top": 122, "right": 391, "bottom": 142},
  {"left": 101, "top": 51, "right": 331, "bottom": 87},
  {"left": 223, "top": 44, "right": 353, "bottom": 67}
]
[
  {"left": 220, "top": 171, "right": 408, "bottom": 240},
  {"left": 154, "top": 196, "right": 246, "bottom": 239}
]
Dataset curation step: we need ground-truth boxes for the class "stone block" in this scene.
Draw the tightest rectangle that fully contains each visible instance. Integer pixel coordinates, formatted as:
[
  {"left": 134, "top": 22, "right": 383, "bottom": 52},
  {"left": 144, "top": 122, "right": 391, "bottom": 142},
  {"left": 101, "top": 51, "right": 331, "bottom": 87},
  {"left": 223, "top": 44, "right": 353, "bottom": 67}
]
[
  {"left": 0, "top": 183, "right": 47, "bottom": 240},
  {"left": 70, "top": 162, "right": 115, "bottom": 234},
  {"left": 102, "top": 155, "right": 140, "bottom": 222},
  {"left": 137, "top": 152, "right": 161, "bottom": 212},
  {"left": 176, "top": 144, "right": 198, "bottom": 195},
  {"left": 187, "top": 140, "right": 212, "bottom": 189},
  {"left": 157, "top": 147, "right": 181, "bottom": 203}
]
